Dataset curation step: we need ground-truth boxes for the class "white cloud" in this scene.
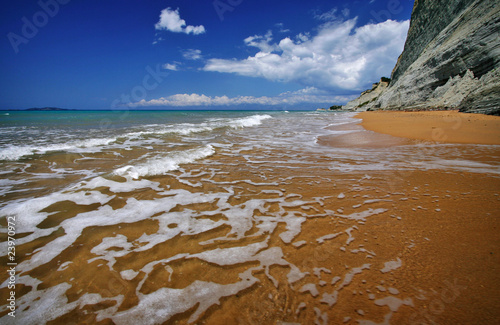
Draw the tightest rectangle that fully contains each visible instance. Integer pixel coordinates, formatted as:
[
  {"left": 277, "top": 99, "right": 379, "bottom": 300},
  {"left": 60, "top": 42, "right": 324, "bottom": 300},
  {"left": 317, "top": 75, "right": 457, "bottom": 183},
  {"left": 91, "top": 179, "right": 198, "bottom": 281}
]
[
  {"left": 182, "top": 49, "right": 202, "bottom": 60},
  {"left": 295, "top": 33, "right": 310, "bottom": 43},
  {"left": 155, "top": 8, "right": 205, "bottom": 35},
  {"left": 128, "top": 87, "right": 354, "bottom": 107},
  {"left": 314, "top": 7, "right": 350, "bottom": 22},
  {"left": 315, "top": 8, "right": 338, "bottom": 21},
  {"left": 244, "top": 30, "right": 277, "bottom": 52},
  {"left": 203, "top": 18, "right": 409, "bottom": 91},
  {"left": 162, "top": 63, "right": 178, "bottom": 71},
  {"left": 152, "top": 36, "right": 164, "bottom": 45},
  {"left": 275, "top": 23, "right": 290, "bottom": 33}
]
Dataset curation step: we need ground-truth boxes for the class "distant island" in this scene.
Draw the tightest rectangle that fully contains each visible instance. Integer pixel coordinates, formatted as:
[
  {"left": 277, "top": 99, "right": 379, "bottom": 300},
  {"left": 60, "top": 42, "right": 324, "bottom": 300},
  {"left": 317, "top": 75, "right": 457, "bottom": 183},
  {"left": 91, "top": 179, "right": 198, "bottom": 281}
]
[{"left": 25, "top": 107, "right": 76, "bottom": 111}]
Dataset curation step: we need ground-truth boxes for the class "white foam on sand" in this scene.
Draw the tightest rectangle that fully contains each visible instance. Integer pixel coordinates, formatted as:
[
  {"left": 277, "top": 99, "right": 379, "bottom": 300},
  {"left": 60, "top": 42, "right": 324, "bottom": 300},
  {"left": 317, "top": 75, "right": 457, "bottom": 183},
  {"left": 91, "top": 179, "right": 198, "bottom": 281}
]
[
  {"left": 374, "top": 296, "right": 414, "bottom": 312},
  {"left": 0, "top": 178, "right": 29, "bottom": 196},
  {"left": 300, "top": 283, "right": 319, "bottom": 297},
  {"left": 95, "top": 241, "right": 308, "bottom": 324},
  {"left": 317, "top": 232, "right": 342, "bottom": 244},
  {"left": 6, "top": 112, "right": 496, "bottom": 324},
  {"left": 380, "top": 258, "right": 402, "bottom": 273},
  {"left": 123, "top": 114, "right": 272, "bottom": 139},
  {"left": 114, "top": 145, "right": 215, "bottom": 179},
  {"left": 1, "top": 167, "right": 328, "bottom": 322},
  {"left": 110, "top": 269, "right": 259, "bottom": 325},
  {"left": 0, "top": 279, "right": 123, "bottom": 325},
  {"left": 321, "top": 264, "right": 371, "bottom": 307},
  {"left": 0, "top": 189, "right": 112, "bottom": 237},
  {"left": 0, "top": 137, "right": 117, "bottom": 161},
  {"left": 338, "top": 208, "right": 388, "bottom": 222}
]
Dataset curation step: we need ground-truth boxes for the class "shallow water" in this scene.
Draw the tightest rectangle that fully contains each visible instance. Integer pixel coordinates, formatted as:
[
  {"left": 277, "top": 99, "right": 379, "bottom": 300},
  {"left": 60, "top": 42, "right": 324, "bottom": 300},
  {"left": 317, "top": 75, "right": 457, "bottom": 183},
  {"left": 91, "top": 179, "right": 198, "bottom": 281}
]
[{"left": 0, "top": 110, "right": 499, "bottom": 324}]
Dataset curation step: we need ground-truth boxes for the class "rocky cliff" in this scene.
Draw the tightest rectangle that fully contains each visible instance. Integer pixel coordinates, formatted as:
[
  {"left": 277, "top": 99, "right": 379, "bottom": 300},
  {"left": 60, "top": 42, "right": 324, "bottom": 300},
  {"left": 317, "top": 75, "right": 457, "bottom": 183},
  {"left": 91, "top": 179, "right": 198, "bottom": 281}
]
[
  {"left": 342, "top": 78, "right": 389, "bottom": 111},
  {"left": 344, "top": 0, "right": 500, "bottom": 115}
]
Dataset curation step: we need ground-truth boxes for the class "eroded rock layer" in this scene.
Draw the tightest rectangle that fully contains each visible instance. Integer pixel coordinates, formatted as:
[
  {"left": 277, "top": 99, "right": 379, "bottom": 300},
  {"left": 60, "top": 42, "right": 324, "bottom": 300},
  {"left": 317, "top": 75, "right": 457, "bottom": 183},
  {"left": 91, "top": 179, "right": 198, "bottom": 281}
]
[{"left": 345, "top": 0, "right": 500, "bottom": 115}]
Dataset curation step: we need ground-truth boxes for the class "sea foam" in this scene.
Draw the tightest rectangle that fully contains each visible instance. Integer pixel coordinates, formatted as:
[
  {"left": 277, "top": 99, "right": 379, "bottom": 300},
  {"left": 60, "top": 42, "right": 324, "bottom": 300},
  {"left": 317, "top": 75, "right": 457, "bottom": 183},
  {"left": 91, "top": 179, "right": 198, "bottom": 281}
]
[
  {"left": 114, "top": 144, "right": 215, "bottom": 179},
  {"left": 124, "top": 114, "right": 272, "bottom": 139},
  {"left": 0, "top": 137, "right": 117, "bottom": 161}
]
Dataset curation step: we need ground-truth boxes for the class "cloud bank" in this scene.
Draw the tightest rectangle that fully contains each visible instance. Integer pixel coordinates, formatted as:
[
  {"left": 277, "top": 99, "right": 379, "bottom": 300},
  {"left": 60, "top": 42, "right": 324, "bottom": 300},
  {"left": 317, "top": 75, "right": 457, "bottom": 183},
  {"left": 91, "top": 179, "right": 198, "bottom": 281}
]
[
  {"left": 203, "top": 18, "right": 409, "bottom": 91},
  {"left": 155, "top": 8, "right": 205, "bottom": 35},
  {"left": 129, "top": 88, "right": 353, "bottom": 107}
]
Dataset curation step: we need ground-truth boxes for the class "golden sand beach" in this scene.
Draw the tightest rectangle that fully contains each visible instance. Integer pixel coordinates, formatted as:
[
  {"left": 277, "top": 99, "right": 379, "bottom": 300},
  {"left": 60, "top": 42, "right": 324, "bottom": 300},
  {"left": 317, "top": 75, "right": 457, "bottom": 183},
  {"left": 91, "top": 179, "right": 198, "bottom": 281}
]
[
  {"left": 356, "top": 110, "right": 500, "bottom": 145},
  {"left": 311, "top": 110, "right": 500, "bottom": 324},
  {"left": 1, "top": 111, "right": 499, "bottom": 324}
]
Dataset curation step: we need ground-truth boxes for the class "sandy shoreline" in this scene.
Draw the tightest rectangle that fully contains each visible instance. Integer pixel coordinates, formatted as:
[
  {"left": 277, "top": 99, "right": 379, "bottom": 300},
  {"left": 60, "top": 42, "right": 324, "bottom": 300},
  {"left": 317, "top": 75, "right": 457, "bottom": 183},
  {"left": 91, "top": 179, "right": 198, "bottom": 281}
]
[
  {"left": 314, "top": 110, "right": 500, "bottom": 324},
  {"left": 355, "top": 110, "right": 500, "bottom": 145},
  {"left": 1, "top": 112, "right": 499, "bottom": 324}
]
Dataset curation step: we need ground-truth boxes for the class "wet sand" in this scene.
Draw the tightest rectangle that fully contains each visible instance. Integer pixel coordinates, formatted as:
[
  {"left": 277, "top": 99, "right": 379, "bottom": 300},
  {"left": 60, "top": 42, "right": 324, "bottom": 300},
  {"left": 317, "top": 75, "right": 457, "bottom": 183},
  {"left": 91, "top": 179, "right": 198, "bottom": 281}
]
[
  {"left": 1, "top": 112, "right": 499, "bottom": 324},
  {"left": 5, "top": 159, "right": 498, "bottom": 325},
  {"left": 209, "top": 169, "right": 500, "bottom": 325},
  {"left": 356, "top": 110, "right": 500, "bottom": 145},
  {"left": 314, "top": 110, "right": 500, "bottom": 324}
]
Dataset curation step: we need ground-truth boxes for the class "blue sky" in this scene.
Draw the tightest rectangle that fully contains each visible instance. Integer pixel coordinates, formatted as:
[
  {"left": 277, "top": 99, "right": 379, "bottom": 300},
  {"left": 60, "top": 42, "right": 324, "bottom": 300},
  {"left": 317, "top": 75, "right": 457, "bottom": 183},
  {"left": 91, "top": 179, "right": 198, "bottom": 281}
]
[{"left": 0, "top": 0, "right": 414, "bottom": 110}]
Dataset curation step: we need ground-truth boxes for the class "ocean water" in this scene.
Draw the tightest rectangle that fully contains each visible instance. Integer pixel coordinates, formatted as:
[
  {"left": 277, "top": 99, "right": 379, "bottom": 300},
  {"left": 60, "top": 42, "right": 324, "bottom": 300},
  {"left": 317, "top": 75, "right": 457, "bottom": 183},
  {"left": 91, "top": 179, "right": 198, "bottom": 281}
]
[{"left": 0, "top": 110, "right": 499, "bottom": 324}]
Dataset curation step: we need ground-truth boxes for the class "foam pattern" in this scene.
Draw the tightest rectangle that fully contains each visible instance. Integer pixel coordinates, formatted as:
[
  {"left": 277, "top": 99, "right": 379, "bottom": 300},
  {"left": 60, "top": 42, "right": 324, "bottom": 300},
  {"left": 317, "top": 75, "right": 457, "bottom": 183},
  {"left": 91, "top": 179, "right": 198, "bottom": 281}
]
[{"left": 1, "top": 111, "right": 498, "bottom": 324}]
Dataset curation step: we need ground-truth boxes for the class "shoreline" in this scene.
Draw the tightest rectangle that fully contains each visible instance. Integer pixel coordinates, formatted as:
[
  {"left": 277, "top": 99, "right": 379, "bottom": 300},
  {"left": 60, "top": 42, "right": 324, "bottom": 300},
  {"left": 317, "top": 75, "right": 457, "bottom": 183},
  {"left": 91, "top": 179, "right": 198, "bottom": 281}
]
[
  {"left": 355, "top": 110, "right": 500, "bottom": 145},
  {"left": 1, "top": 112, "right": 499, "bottom": 324}
]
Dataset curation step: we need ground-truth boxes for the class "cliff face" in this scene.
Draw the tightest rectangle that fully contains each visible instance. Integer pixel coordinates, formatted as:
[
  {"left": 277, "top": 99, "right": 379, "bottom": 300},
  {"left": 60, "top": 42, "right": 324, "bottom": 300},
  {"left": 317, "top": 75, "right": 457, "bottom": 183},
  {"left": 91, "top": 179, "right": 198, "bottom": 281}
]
[
  {"left": 391, "top": 0, "right": 478, "bottom": 84},
  {"left": 343, "top": 79, "right": 389, "bottom": 111},
  {"left": 345, "top": 0, "right": 500, "bottom": 115}
]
